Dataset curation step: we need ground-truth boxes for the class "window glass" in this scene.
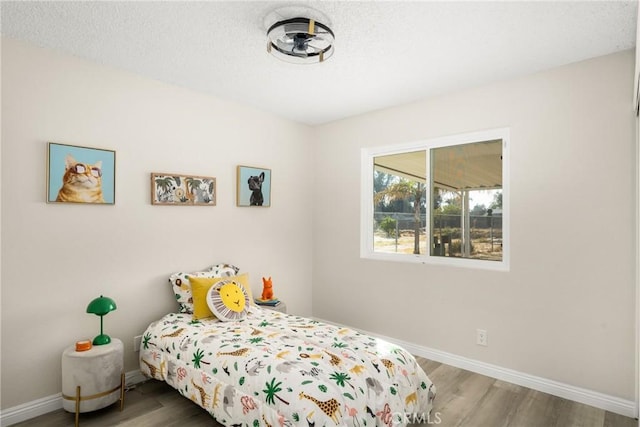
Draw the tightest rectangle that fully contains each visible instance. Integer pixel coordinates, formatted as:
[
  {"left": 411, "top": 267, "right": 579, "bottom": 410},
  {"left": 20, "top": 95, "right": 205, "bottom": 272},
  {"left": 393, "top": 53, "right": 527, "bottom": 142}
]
[
  {"left": 373, "top": 150, "right": 427, "bottom": 254},
  {"left": 362, "top": 129, "right": 508, "bottom": 270},
  {"left": 431, "top": 140, "right": 502, "bottom": 261}
]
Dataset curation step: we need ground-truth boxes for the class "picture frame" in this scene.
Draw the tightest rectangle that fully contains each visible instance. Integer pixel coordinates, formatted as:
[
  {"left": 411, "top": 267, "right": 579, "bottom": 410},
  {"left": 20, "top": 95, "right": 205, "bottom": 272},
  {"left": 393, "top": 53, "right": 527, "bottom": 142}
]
[
  {"left": 47, "top": 142, "right": 116, "bottom": 204},
  {"left": 236, "top": 165, "right": 271, "bottom": 207},
  {"left": 151, "top": 173, "right": 216, "bottom": 206}
]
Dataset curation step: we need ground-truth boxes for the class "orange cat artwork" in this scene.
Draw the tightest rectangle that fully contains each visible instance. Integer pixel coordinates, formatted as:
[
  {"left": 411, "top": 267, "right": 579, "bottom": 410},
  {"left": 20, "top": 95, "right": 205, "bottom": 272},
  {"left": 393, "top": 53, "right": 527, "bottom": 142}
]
[
  {"left": 261, "top": 277, "right": 274, "bottom": 300},
  {"left": 56, "top": 154, "right": 106, "bottom": 203}
]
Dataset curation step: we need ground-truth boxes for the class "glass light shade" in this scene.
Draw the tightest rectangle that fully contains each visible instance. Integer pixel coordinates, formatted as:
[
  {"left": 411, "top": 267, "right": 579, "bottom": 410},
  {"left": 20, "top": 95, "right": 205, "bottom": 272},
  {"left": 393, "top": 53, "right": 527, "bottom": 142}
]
[
  {"left": 86, "top": 295, "right": 117, "bottom": 345},
  {"left": 267, "top": 17, "right": 334, "bottom": 64}
]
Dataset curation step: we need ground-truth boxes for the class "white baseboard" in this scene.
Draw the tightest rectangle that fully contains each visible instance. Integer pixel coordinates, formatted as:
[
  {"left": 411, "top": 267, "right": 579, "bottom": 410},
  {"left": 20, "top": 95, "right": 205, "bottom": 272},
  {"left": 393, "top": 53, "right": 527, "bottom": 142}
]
[
  {"left": 125, "top": 369, "right": 147, "bottom": 388},
  {"left": 360, "top": 319, "right": 638, "bottom": 418},
  {"left": 400, "top": 340, "right": 636, "bottom": 418},
  {"left": 0, "top": 370, "right": 145, "bottom": 427},
  {"left": 313, "top": 316, "right": 637, "bottom": 419},
  {"left": 0, "top": 393, "right": 62, "bottom": 427}
]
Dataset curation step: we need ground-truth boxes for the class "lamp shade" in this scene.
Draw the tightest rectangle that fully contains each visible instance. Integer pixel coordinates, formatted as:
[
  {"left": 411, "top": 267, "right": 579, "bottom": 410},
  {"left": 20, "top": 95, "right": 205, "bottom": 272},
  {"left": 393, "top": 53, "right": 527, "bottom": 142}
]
[
  {"left": 86, "top": 295, "right": 117, "bottom": 345},
  {"left": 86, "top": 295, "right": 117, "bottom": 315}
]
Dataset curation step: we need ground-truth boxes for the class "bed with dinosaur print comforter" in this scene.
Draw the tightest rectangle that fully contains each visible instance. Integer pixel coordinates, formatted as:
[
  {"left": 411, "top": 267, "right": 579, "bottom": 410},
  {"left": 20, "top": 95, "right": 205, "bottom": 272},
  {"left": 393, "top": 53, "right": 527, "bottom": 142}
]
[{"left": 139, "top": 307, "right": 436, "bottom": 427}]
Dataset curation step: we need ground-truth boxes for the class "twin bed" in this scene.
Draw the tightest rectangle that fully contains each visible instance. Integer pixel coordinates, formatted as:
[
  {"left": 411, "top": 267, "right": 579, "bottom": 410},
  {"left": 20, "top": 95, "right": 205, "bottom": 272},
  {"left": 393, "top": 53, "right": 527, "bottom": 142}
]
[{"left": 139, "top": 264, "right": 436, "bottom": 426}]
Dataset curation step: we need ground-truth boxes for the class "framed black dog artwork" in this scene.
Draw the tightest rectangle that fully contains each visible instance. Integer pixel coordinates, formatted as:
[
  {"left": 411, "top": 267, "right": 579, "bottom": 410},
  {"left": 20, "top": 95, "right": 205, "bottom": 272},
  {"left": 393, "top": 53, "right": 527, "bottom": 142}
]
[{"left": 236, "top": 165, "right": 271, "bottom": 207}]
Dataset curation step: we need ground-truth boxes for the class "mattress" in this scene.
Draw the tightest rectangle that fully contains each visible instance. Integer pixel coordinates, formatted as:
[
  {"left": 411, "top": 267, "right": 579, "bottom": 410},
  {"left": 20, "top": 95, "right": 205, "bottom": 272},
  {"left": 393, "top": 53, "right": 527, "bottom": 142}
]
[{"left": 139, "top": 307, "right": 435, "bottom": 426}]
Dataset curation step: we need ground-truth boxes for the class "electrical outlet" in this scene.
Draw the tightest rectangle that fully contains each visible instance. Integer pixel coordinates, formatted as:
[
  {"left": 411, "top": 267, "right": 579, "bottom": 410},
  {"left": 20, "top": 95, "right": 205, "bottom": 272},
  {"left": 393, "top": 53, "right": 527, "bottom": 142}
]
[
  {"left": 476, "top": 329, "right": 488, "bottom": 346},
  {"left": 133, "top": 335, "right": 142, "bottom": 352}
]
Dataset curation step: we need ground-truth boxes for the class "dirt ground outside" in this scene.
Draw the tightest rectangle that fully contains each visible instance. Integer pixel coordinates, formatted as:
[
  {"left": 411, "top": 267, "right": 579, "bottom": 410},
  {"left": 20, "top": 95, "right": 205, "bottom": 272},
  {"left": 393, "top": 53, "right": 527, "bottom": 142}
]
[{"left": 374, "top": 228, "right": 502, "bottom": 261}]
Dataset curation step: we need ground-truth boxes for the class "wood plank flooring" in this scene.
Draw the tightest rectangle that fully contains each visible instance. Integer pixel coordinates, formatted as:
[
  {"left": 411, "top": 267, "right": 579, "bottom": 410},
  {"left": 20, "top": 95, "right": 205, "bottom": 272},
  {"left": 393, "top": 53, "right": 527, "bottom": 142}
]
[{"left": 12, "top": 356, "right": 637, "bottom": 427}]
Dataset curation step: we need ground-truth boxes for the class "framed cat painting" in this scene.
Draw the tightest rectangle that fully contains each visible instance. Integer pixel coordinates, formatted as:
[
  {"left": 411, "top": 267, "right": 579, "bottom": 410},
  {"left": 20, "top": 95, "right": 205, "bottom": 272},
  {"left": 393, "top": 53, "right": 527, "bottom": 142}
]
[{"left": 47, "top": 143, "right": 116, "bottom": 204}]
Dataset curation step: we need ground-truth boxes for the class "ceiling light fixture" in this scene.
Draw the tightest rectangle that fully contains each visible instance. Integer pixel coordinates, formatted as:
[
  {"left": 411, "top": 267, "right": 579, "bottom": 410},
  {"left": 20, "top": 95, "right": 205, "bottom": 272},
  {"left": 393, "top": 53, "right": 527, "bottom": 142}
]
[{"left": 265, "top": 8, "right": 334, "bottom": 64}]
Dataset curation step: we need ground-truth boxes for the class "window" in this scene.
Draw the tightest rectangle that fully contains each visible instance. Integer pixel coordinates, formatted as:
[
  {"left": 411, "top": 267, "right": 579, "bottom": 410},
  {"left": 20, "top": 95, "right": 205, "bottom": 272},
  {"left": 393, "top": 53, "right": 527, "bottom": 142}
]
[{"left": 361, "top": 128, "right": 509, "bottom": 270}]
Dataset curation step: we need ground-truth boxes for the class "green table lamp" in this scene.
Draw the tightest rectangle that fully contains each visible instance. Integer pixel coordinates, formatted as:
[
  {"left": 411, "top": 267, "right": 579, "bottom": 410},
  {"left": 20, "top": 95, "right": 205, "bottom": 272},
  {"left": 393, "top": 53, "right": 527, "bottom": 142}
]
[{"left": 86, "top": 295, "right": 117, "bottom": 345}]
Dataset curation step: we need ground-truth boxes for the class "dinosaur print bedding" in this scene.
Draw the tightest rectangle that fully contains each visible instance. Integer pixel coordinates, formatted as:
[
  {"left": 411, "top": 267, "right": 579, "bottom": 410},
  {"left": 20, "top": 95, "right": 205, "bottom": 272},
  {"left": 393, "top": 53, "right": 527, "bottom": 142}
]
[{"left": 139, "top": 308, "right": 436, "bottom": 426}]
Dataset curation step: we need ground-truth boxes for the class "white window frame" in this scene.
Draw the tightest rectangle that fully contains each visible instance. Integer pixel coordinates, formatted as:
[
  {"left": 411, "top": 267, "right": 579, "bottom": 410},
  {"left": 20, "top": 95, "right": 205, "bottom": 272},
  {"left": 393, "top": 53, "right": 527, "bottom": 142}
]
[{"left": 361, "top": 128, "right": 510, "bottom": 271}]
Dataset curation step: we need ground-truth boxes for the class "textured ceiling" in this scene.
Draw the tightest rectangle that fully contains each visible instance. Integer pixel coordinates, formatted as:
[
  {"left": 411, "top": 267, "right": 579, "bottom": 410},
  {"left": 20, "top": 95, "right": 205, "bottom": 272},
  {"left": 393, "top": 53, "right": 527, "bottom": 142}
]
[{"left": 1, "top": 1, "right": 637, "bottom": 125}]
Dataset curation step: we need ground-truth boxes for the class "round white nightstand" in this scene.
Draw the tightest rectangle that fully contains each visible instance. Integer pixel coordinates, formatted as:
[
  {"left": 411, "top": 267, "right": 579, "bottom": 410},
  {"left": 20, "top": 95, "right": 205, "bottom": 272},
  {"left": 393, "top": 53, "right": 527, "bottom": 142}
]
[{"left": 61, "top": 338, "right": 125, "bottom": 426}]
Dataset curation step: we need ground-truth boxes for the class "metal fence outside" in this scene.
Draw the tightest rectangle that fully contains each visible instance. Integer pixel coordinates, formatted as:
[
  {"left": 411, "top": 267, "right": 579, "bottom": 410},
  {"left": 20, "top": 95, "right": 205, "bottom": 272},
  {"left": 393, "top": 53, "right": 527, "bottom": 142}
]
[
  {"left": 374, "top": 212, "right": 503, "bottom": 260},
  {"left": 374, "top": 212, "right": 503, "bottom": 232}
]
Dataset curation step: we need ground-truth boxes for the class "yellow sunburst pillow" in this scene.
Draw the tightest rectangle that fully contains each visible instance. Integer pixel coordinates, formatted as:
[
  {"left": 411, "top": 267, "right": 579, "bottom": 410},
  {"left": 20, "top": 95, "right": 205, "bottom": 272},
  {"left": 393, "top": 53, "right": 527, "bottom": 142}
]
[{"left": 189, "top": 273, "right": 253, "bottom": 320}]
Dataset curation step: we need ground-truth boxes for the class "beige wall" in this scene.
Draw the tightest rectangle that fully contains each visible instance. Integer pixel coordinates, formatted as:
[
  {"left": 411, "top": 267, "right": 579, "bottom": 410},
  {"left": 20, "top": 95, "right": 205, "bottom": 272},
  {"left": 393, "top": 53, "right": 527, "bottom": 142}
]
[
  {"left": 0, "top": 38, "right": 314, "bottom": 409},
  {"left": 312, "top": 50, "right": 636, "bottom": 400},
  {"left": 1, "top": 37, "right": 636, "bottom": 411}
]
